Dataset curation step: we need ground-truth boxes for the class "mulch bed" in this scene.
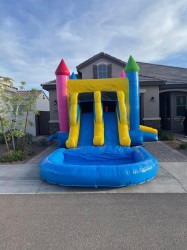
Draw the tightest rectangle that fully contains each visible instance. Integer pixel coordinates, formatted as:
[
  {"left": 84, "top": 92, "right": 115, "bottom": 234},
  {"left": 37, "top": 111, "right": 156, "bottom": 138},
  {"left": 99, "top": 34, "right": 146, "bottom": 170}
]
[{"left": 0, "top": 142, "right": 49, "bottom": 164}]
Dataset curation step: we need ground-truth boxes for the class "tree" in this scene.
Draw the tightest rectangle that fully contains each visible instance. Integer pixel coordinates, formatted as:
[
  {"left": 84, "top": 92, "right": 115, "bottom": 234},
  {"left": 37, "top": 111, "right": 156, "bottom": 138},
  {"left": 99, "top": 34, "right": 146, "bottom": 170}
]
[
  {"left": 0, "top": 83, "right": 12, "bottom": 152},
  {"left": 0, "top": 81, "right": 39, "bottom": 152},
  {"left": 20, "top": 88, "right": 39, "bottom": 150}
]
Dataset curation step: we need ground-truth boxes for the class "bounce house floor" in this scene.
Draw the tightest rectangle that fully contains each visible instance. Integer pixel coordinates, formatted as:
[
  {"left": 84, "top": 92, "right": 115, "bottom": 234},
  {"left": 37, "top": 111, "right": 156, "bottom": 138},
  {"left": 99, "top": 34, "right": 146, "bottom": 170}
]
[{"left": 40, "top": 145, "right": 158, "bottom": 187}]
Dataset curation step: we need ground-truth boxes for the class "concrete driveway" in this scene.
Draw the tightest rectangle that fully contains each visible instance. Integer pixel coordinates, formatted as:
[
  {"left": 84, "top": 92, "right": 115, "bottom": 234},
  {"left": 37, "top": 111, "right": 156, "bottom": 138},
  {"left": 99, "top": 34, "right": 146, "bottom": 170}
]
[{"left": 0, "top": 142, "right": 186, "bottom": 194}]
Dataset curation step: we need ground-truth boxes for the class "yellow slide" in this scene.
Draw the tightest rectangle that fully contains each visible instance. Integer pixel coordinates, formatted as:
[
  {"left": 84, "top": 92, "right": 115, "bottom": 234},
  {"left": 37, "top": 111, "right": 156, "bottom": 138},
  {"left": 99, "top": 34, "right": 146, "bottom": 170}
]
[
  {"left": 116, "top": 91, "right": 131, "bottom": 146},
  {"left": 93, "top": 91, "right": 104, "bottom": 146},
  {"left": 66, "top": 93, "right": 80, "bottom": 148}
]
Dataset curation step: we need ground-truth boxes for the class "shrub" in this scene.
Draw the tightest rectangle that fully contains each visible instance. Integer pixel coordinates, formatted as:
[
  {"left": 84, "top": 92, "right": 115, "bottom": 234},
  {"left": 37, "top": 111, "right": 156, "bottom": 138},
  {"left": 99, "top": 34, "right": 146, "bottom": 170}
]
[
  {"left": 158, "top": 130, "right": 176, "bottom": 141},
  {"left": 38, "top": 137, "right": 49, "bottom": 147},
  {"left": 178, "top": 142, "right": 187, "bottom": 150},
  {"left": 15, "top": 133, "right": 33, "bottom": 150},
  {"left": 25, "top": 133, "right": 33, "bottom": 144},
  {"left": 0, "top": 150, "right": 26, "bottom": 162},
  {"left": 23, "top": 145, "right": 34, "bottom": 157}
]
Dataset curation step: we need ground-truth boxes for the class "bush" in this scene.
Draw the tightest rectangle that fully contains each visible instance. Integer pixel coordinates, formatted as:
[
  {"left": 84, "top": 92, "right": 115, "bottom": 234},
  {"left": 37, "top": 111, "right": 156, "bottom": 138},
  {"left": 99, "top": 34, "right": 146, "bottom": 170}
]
[
  {"left": 178, "top": 142, "right": 187, "bottom": 150},
  {"left": 38, "top": 137, "right": 49, "bottom": 147},
  {"left": 23, "top": 145, "right": 34, "bottom": 157},
  {"left": 0, "top": 150, "right": 26, "bottom": 162},
  {"left": 158, "top": 130, "right": 176, "bottom": 141},
  {"left": 15, "top": 133, "right": 33, "bottom": 150},
  {"left": 26, "top": 133, "right": 33, "bottom": 144}
]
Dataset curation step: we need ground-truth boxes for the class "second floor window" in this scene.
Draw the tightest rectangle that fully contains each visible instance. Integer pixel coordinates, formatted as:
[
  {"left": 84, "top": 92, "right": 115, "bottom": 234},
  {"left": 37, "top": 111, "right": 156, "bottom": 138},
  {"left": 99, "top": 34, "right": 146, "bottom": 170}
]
[{"left": 97, "top": 64, "right": 108, "bottom": 79}]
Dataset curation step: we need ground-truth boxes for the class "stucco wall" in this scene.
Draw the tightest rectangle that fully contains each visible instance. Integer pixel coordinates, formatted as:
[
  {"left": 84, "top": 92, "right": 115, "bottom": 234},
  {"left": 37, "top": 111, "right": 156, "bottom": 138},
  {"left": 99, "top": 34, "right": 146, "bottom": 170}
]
[
  {"left": 36, "top": 93, "right": 49, "bottom": 111},
  {"left": 79, "top": 58, "right": 123, "bottom": 79},
  {"left": 142, "top": 85, "right": 160, "bottom": 129},
  {"left": 16, "top": 111, "right": 36, "bottom": 136},
  {"left": 143, "top": 86, "right": 160, "bottom": 118}
]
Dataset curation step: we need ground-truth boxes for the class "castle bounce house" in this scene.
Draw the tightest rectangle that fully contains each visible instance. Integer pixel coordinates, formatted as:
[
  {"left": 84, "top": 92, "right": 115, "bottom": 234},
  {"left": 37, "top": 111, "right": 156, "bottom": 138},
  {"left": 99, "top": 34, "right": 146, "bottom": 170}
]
[{"left": 40, "top": 56, "right": 158, "bottom": 187}]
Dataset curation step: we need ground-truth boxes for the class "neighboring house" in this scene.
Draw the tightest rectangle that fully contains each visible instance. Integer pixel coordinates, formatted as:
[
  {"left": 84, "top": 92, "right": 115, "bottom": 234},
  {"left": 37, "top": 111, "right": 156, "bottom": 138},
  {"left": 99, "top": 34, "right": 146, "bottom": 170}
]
[
  {"left": 16, "top": 90, "right": 50, "bottom": 136},
  {"left": 0, "top": 76, "right": 17, "bottom": 95},
  {"left": 0, "top": 76, "right": 17, "bottom": 122},
  {"left": 42, "top": 52, "right": 187, "bottom": 134},
  {"left": 0, "top": 77, "right": 50, "bottom": 136}
]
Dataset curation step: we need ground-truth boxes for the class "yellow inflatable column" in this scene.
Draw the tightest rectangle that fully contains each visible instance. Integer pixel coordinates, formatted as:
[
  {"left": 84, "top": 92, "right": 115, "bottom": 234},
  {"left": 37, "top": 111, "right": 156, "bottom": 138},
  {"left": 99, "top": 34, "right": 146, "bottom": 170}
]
[
  {"left": 117, "top": 91, "right": 131, "bottom": 146},
  {"left": 93, "top": 91, "right": 104, "bottom": 146},
  {"left": 66, "top": 93, "right": 80, "bottom": 148}
]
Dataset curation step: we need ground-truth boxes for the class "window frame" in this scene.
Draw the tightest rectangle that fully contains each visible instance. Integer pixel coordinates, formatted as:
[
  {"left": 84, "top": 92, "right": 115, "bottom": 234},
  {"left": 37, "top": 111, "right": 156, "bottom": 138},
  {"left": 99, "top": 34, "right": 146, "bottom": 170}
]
[
  {"left": 176, "top": 95, "right": 187, "bottom": 117},
  {"left": 97, "top": 63, "right": 108, "bottom": 79}
]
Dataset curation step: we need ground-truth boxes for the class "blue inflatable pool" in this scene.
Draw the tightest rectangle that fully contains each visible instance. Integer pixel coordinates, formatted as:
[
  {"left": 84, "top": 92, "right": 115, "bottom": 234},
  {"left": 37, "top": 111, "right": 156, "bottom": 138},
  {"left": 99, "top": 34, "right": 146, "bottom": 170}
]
[{"left": 40, "top": 145, "right": 158, "bottom": 187}]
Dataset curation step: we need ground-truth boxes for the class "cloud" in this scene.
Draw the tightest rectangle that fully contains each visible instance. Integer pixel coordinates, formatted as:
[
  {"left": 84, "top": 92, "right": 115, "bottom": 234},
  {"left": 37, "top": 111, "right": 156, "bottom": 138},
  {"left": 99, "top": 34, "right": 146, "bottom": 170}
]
[{"left": 0, "top": 0, "right": 187, "bottom": 89}]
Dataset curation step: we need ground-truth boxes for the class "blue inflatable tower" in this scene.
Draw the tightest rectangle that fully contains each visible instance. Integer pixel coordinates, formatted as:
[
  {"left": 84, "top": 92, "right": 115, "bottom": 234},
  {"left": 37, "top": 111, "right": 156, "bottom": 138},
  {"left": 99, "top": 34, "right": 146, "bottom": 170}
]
[{"left": 125, "top": 56, "right": 143, "bottom": 145}]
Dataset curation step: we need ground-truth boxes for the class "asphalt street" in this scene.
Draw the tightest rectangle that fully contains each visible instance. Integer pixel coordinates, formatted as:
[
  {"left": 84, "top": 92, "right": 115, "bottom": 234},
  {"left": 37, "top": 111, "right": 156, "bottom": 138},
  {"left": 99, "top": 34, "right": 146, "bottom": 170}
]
[{"left": 0, "top": 194, "right": 186, "bottom": 250}]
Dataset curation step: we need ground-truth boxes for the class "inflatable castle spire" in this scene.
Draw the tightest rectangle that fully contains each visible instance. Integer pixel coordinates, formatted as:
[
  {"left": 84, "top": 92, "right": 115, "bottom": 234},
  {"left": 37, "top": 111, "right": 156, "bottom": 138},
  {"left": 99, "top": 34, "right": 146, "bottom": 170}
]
[
  {"left": 125, "top": 55, "right": 143, "bottom": 145},
  {"left": 55, "top": 59, "right": 70, "bottom": 146}
]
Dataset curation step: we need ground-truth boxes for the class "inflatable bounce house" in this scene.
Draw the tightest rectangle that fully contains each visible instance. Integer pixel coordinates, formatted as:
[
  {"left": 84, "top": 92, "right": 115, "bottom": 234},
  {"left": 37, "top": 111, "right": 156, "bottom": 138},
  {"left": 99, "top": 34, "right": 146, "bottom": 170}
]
[{"left": 40, "top": 56, "right": 158, "bottom": 187}]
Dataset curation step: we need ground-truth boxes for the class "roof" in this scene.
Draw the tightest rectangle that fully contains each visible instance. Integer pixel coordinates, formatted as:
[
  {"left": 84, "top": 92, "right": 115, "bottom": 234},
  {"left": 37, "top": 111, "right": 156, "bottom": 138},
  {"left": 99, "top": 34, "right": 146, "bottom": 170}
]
[
  {"left": 139, "top": 75, "right": 165, "bottom": 85},
  {"left": 76, "top": 52, "right": 125, "bottom": 70},
  {"left": 138, "top": 62, "right": 187, "bottom": 85},
  {"left": 42, "top": 52, "right": 187, "bottom": 91},
  {"left": 77, "top": 52, "right": 187, "bottom": 85},
  {"left": 41, "top": 80, "right": 56, "bottom": 91},
  {"left": 16, "top": 90, "right": 49, "bottom": 100},
  {"left": 42, "top": 80, "right": 56, "bottom": 86},
  {"left": 17, "top": 90, "right": 42, "bottom": 96}
]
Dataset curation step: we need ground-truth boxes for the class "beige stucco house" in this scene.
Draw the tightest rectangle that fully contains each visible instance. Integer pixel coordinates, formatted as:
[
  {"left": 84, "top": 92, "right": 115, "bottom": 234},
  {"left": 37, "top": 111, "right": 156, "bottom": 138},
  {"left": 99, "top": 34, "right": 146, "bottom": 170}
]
[
  {"left": 0, "top": 76, "right": 49, "bottom": 136},
  {"left": 42, "top": 52, "right": 187, "bottom": 134}
]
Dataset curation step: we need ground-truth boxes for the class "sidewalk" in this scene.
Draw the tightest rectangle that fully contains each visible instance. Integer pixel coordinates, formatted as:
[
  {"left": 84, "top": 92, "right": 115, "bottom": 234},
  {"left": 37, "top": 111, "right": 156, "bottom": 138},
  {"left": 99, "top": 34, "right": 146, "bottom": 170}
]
[
  {"left": 0, "top": 141, "right": 186, "bottom": 194},
  {"left": 174, "top": 132, "right": 187, "bottom": 143}
]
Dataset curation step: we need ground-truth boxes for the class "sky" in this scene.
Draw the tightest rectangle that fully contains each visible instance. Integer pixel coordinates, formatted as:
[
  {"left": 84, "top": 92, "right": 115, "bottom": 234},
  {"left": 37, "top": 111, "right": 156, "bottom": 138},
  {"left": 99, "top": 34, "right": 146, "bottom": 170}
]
[{"left": 0, "top": 0, "right": 187, "bottom": 89}]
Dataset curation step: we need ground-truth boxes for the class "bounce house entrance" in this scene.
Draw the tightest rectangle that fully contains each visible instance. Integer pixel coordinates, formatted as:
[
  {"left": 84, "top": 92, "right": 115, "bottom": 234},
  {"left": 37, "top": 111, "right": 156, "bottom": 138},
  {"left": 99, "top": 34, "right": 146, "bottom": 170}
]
[
  {"left": 80, "top": 101, "right": 93, "bottom": 113},
  {"left": 79, "top": 93, "right": 94, "bottom": 113},
  {"left": 103, "top": 101, "right": 116, "bottom": 112}
]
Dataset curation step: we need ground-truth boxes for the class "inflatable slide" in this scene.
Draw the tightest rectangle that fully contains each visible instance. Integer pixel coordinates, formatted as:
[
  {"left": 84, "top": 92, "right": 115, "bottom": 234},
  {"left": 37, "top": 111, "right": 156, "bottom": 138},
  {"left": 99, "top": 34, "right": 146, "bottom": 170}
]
[{"left": 40, "top": 56, "right": 158, "bottom": 187}]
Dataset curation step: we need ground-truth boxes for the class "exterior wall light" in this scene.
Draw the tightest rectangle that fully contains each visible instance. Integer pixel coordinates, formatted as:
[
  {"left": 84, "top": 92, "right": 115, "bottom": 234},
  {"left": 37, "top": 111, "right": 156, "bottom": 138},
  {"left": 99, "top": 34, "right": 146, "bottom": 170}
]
[{"left": 151, "top": 96, "right": 155, "bottom": 101}]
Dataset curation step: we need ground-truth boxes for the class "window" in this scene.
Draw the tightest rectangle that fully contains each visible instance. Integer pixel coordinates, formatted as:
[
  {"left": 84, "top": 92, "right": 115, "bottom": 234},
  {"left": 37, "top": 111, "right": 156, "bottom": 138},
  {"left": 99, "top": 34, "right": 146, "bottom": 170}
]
[
  {"left": 176, "top": 96, "right": 187, "bottom": 116},
  {"left": 93, "top": 63, "right": 112, "bottom": 79},
  {"left": 97, "top": 64, "right": 108, "bottom": 79}
]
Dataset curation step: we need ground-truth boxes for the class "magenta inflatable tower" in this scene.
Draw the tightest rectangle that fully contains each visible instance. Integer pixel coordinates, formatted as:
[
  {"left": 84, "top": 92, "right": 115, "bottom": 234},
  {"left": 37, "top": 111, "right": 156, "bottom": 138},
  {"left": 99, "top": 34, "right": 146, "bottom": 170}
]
[
  {"left": 120, "top": 70, "right": 126, "bottom": 78},
  {"left": 55, "top": 59, "right": 70, "bottom": 133}
]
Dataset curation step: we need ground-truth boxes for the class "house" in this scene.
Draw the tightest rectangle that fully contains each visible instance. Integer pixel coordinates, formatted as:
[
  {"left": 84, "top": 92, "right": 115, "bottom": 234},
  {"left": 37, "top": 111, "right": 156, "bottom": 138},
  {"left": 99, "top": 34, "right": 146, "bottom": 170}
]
[
  {"left": 0, "top": 77, "right": 50, "bottom": 136},
  {"left": 16, "top": 90, "right": 50, "bottom": 136},
  {"left": 41, "top": 52, "right": 187, "bottom": 134}
]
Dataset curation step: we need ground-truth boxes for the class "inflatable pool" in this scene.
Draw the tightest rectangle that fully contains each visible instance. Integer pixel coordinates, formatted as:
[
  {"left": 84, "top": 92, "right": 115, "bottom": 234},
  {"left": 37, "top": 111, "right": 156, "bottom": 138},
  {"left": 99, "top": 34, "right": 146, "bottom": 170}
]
[{"left": 40, "top": 145, "right": 158, "bottom": 187}]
